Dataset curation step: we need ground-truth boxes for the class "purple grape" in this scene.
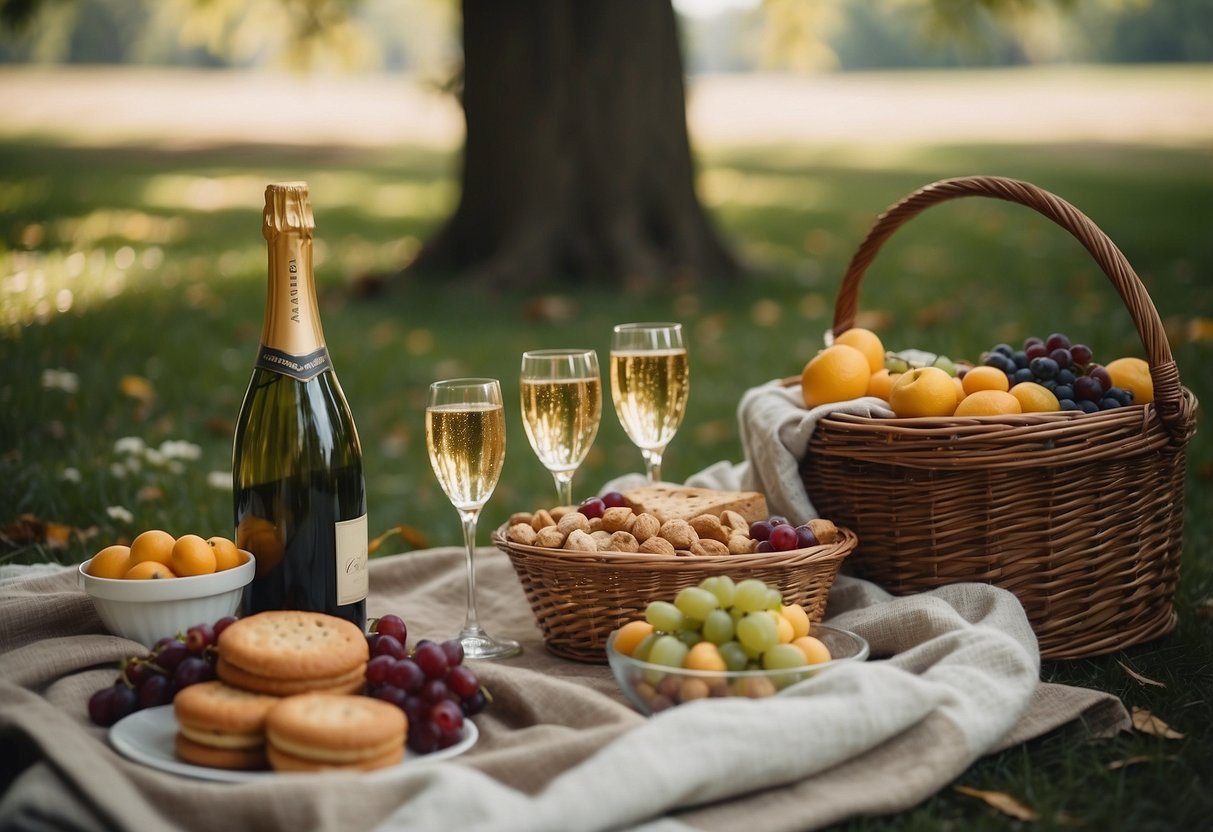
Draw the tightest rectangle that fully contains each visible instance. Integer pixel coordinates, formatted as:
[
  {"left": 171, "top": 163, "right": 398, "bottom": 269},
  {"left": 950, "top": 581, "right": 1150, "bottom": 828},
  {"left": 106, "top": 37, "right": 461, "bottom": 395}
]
[
  {"left": 1029, "top": 357, "right": 1059, "bottom": 380},
  {"left": 365, "top": 654, "right": 396, "bottom": 686},
  {"left": 1089, "top": 366, "right": 1113, "bottom": 391},
  {"left": 413, "top": 641, "right": 449, "bottom": 679},
  {"left": 437, "top": 728, "right": 465, "bottom": 749},
  {"left": 1023, "top": 336, "right": 1044, "bottom": 350},
  {"left": 387, "top": 658, "right": 426, "bottom": 694},
  {"left": 185, "top": 623, "right": 215, "bottom": 655},
  {"left": 794, "top": 526, "right": 819, "bottom": 549},
  {"left": 578, "top": 497, "right": 605, "bottom": 519},
  {"left": 421, "top": 678, "right": 449, "bottom": 704},
  {"left": 212, "top": 616, "right": 238, "bottom": 640},
  {"left": 1049, "top": 348, "right": 1072, "bottom": 370},
  {"left": 1024, "top": 343, "right": 1049, "bottom": 360},
  {"left": 1078, "top": 400, "right": 1100, "bottom": 413},
  {"left": 430, "top": 699, "right": 464, "bottom": 734},
  {"left": 154, "top": 640, "right": 189, "bottom": 673},
  {"left": 403, "top": 694, "right": 431, "bottom": 725},
  {"left": 88, "top": 683, "right": 138, "bottom": 727},
  {"left": 601, "top": 491, "right": 627, "bottom": 509},
  {"left": 375, "top": 614, "right": 408, "bottom": 645},
  {"left": 173, "top": 656, "right": 212, "bottom": 688},
  {"left": 769, "top": 524, "right": 798, "bottom": 552},
  {"left": 1070, "top": 344, "right": 1093, "bottom": 366},
  {"left": 991, "top": 343, "right": 1015, "bottom": 357},
  {"left": 122, "top": 658, "right": 151, "bottom": 687},
  {"left": 138, "top": 673, "right": 175, "bottom": 708},
  {"left": 461, "top": 688, "right": 488, "bottom": 716},
  {"left": 407, "top": 720, "right": 441, "bottom": 754},
  {"left": 756, "top": 540, "right": 774, "bottom": 554},
  {"left": 1045, "top": 333, "right": 1071, "bottom": 352},
  {"left": 373, "top": 684, "right": 408, "bottom": 708},
  {"left": 768, "top": 515, "right": 789, "bottom": 527},
  {"left": 1074, "top": 376, "right": 1104, "bottom": 402},
  {"left": 446, "top": 665, "right": 480, "bottom": 699},
  {"left": 372, "top": 634, "right": 407, "bottom": 660},
  {"left": 748, "top": 521, "right": 773, "bottom": 542},
  {"left": 440, "top": 639, "right": 465, "bottom": 667}
]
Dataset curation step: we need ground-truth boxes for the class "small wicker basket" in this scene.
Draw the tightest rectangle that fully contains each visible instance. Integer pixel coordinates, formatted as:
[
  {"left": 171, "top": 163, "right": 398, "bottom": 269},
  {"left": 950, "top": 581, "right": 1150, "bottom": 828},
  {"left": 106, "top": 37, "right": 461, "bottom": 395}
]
[
  {"left": 492, "top": 525, "right": 857, "bottom": 663},
  {"left": 800, "top": 175, "right": 1198, "bottom": 661}
]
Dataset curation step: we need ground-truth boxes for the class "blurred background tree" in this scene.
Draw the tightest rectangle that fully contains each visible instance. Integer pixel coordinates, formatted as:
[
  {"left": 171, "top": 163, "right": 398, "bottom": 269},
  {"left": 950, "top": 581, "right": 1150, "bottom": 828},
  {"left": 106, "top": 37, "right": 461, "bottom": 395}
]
[{"left": 2, "top": 0, "right": 1208, "bottom": 290}]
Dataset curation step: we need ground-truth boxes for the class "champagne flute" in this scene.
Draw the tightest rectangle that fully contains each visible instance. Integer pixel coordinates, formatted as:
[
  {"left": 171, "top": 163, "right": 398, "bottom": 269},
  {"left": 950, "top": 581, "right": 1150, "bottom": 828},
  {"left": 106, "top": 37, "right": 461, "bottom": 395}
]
[
  {"left": 425, "top": 378, "right": 521, "bottom": 660},
  {"left": 609, "top": 322, "right": 690, "bottom": 482},
  {"left": 520, "top": 349, "right": 602, "bottom": 506}
]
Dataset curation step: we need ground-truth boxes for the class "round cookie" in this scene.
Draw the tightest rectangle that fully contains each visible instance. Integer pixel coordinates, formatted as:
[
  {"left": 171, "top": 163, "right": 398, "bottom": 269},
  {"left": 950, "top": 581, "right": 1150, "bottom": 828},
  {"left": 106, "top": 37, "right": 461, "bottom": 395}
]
[
  {"left": 217, "top": 610, "right": 369, "bottom": 682},
  {"left": 175, "top": 733, "right": 268, "bottom": 771},
  {"left": 216, "top": 656, "right": 367, "bottom": 697},
  {"left": 173, "top": 680, "right": 280, "bottom": 740},
  {"left": 265, "top": 693, "right": 406, "bottom": 773}
]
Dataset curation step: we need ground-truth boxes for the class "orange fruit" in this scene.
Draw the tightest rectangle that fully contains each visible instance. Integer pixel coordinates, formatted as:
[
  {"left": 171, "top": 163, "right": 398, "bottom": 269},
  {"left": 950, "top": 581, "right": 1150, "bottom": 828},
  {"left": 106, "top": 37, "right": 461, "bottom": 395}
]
[
  {"left": 129, "top": 529, "right": 176, "bottom": 567},
  {"left": 683, "top": 641, "right": 727, "bottom": 672},
  {"left": 779, "top": 603, "right": 811, "bottom": 640},
  {"left": 88, "top": 544, "right": 132, "bottom": 579},
  {"left": 171, "top": 534, "right": 217, "bottom": 577},
  {"left": 791, "top": 635, "right": 833, "bottom": 665},
  {"left": 1105, "top": 357, "right": 1153, "bottom": 404},
  {"left": 207, "top": 536, "right": 243, "bottom": 572},
  {"left": 772, "top": 610, "right": 795, "bottom": 644},
  {"left": 1011, "top": 381, "right": 1061, "bottom": 413},
  {"left": 954, "top": 389, "right": 1022, "bottom": 417},
  {"left": 833, "top": 327, "right": 885, "bottom": 374},
  {"left": 889, "top": 367, "right": 959, "bottom": 418},
  {"left": 801, "top": 344, "right": 872, "bottom": 408},
  {"left": 962, "top": 365, "right": 1011, "bottom": 396},
  {"left": 613, "top": 620, "right": 655, "bottom": 657},
  {"left": 867, "top": 368, "right": 900, "bottom": 401},
  {"left": 124, "top": 560, "right": 176, "bottom": 580}
]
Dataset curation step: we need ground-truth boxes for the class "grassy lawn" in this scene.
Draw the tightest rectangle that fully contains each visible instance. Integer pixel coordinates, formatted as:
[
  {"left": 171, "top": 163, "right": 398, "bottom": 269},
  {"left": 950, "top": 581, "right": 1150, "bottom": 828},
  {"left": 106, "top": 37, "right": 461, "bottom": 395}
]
[{"left": 2, "top": 108, "right": 1211, "bottom": 826}]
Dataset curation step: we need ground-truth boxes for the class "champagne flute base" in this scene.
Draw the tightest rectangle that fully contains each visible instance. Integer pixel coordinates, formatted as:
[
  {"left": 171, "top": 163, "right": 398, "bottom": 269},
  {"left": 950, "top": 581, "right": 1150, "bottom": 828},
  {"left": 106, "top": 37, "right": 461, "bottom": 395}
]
[{"left": 457, "top": 628, "right": 522, "bottom": 660}]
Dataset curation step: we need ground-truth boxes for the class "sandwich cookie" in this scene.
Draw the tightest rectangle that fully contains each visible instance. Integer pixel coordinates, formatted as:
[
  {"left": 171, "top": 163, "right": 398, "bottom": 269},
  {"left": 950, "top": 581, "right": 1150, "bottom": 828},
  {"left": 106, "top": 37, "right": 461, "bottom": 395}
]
[
  {"left": 265, "top": 693, "right": 407, "bottom": 773},
  {"left": 172, "top": 680, "right": 280, "bottom": 770},
  {"left": 216, "top": 610, "right": 369, "bottom": 696}
]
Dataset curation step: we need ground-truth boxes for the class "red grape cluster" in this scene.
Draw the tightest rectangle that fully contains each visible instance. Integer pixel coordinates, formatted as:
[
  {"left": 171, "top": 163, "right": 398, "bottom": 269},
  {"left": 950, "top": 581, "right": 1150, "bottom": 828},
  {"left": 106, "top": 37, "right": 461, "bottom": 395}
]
[
  {"left": 576, "top": 490, "right": 627, "bottom": 519},
  {"left": 749, "top": 516, "right": 819, "bottom": 553},
  {"left": 87, "top": 616, "right": 236, "bottom": 727},
  {"left": 364, "top": 615, "right": 490, "bottom": 754}
]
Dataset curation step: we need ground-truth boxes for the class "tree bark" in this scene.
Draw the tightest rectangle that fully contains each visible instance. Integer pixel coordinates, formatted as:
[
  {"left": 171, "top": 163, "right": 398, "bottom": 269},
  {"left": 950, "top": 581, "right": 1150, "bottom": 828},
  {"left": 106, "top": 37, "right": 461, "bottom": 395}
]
[{"left": 407, "top": 0, "right": 741, "bottom": 291}]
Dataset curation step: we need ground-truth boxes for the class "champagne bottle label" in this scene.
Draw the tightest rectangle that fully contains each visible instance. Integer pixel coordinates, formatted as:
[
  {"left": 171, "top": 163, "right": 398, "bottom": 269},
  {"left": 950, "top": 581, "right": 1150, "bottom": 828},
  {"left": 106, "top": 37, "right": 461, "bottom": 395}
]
[
  {"left": 253, "top": 344, "right": 332, "bottom": 382},
  {"left": 335, "top": 513, "right": 369, "bottom": 605}
]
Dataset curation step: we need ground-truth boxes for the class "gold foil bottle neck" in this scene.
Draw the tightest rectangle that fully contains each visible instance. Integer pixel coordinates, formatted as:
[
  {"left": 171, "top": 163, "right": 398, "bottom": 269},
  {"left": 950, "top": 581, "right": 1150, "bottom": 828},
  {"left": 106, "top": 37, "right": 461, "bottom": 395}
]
[{"left": 264, "top": 182, "right": 315, "bottom": 239}]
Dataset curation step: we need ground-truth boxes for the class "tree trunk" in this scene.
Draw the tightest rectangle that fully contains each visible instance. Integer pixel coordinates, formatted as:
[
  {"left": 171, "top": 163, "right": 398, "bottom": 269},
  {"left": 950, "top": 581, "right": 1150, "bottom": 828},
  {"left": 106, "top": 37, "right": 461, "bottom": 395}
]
[{"left": 407, "top": 0, "right": 742, "bottom": 291}]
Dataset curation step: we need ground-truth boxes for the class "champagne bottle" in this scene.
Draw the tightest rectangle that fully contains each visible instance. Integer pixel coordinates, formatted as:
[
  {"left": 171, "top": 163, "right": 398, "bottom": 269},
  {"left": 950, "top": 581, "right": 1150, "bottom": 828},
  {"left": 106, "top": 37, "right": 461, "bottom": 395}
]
[{"left": 233, "top": 182, "right": 368, "bottom": 629}]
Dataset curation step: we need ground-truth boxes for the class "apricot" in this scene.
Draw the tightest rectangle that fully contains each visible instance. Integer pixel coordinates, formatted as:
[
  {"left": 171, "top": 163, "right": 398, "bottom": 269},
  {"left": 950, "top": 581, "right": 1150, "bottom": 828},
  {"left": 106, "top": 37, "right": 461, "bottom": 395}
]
[
  {"left": 124, "top": 560, "right": 176, "bottom": 580},
  {"left": 128, "top": 529, "right": 175, "bottom": 567},
  {"left": 171, "top": 534, "right": 217, "bottom": 577},
  {"left": 88, "top": 545, "right": 132, "bottom": 579},
  {"left": 207, "top": 536, "right": 243, "bottom": 572}
]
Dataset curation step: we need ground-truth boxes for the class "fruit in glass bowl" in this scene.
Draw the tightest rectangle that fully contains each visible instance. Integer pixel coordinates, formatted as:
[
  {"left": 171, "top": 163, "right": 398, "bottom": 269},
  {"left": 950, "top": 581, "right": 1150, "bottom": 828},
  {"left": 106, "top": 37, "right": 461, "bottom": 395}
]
[{"left": 606, "top": 622, "right": 869, "bottom": 715}]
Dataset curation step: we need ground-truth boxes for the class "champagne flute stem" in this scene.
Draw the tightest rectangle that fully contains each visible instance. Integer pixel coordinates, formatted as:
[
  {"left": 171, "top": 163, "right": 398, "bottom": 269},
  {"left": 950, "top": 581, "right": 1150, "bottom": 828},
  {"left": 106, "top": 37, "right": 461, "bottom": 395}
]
[
  {"left": 551, "top": 471, "right": 574, "bottom": 506},
  {"left": 641, "top": 447, "right": 665, "bottom": 482},
  {"left": 457, "top": 507, "right": 485, "bottom": 638}
]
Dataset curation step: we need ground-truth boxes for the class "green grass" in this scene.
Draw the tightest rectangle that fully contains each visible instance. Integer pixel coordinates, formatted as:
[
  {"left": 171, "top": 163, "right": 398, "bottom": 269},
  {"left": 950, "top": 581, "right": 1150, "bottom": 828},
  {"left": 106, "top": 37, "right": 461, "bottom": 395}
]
[{"left": 1, "top": 134, "right": 1210, "bottom": 829}]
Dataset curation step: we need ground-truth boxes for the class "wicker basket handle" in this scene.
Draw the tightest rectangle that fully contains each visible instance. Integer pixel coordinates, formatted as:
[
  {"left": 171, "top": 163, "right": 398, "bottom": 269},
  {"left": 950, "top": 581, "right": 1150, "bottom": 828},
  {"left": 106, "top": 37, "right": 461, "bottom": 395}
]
[{"left": 832, "top": 175, "right": 1193, "bottom": 442}]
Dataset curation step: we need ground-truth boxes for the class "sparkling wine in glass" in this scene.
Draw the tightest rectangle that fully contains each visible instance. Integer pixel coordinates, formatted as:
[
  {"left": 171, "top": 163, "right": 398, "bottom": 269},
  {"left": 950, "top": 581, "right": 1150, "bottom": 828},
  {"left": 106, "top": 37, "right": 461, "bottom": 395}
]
[
  {"left": 425, "top": 378, "right": 521, "bottom": 660},
  {"left": 520, "top": 349, "right": 602, "bottom": 506},
  {"left": 609, "top": 322, "right": 690, "bottom": 482}
]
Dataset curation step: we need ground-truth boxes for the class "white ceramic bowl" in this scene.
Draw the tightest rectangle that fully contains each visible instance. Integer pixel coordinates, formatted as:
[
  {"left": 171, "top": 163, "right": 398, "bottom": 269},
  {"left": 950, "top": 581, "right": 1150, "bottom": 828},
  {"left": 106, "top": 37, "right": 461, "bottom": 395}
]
[
  {"left": 78, "top": 552, "right": 255, "bottom": 647},
  {"left": 607, "top": 622, "right": 870, "bottom": 715}
]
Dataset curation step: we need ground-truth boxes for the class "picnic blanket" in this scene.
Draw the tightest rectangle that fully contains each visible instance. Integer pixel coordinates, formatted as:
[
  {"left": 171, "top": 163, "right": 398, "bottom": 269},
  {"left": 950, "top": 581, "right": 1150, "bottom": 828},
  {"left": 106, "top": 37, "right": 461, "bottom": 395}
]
[{"left": 0, "top": 378, "right": 1132, "bottom": 831}]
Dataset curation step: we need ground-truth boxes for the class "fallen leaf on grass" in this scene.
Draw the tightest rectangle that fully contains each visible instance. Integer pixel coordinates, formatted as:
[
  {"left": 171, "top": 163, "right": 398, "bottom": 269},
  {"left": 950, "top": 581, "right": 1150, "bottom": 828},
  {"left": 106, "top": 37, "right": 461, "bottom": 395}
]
[
  {"left": 1107, "top": 754, "right": 1179, "bottom": 770},
  {"left": 0, "top": 513, "right": 98, "bottom": 549},
  {"left": 368, "top": 524, "right": 429, "bottom": 556},
  {"left": 1131, "top": 707, "right": 1185, "bottom": 739},
  {"left": 119, "top": 375, "right": 156, "bottom": 403},
  {"left": 1117, "top": 660, "right": 1165, "bottom": 688},
  {"left": 953, "top": 786, "right": 1039, "bottom": 821}
]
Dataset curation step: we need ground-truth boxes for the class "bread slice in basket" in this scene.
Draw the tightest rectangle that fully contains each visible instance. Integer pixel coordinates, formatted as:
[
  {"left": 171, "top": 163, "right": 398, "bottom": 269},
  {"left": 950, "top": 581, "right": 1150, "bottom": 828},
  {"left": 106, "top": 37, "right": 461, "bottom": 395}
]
[{"left": 621, "top": 484, "right": 768, "bottom": 525}]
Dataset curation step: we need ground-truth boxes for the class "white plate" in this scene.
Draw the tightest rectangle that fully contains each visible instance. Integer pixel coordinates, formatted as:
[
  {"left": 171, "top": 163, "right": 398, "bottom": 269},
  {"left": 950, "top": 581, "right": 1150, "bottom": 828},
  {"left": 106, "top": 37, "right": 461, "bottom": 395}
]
[{"left": 110, "top": 705, "right": 478, "bottom": 782}]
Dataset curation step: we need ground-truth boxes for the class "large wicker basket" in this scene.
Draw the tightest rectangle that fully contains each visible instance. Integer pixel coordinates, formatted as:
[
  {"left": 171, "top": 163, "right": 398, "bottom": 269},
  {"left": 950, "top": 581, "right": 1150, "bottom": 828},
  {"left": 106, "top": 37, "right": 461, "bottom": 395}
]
[
  {"left": 800, "top": 175, "right": 1198, "bottom": 661},
  {"left": 492, "top": 525, "right": 857, "bottom": 663}
]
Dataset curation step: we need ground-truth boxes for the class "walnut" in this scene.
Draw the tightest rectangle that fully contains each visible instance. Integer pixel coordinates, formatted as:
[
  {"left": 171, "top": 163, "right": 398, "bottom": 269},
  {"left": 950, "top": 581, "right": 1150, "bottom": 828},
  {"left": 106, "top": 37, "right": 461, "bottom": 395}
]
[
  {"left": 690, "top": 539, "right": 730, "bottom": 556},
  {"left": 806, "top": 518, "right": 838, "bottom": 545},
  {"left": 509, "top": 511, "right": 535, "bottom": 527},
  {"left": 588, "top": 516, "right": 604, "bottom": 533},
  {"left": 720, "top": 510, "right": 749, "bottom": 532},
  {"left": 638, "top": 536, "right": 676, "bottom": 556},
  {"left": 601, "top": 507, "right": 635, "bottom": 534},
  {"left": 603, "top": 531, "right": 639, "bottom": 553},
  {"left": 631, "top": 513, "right": 661, "bottom": 543},
  {"left": 535, "top": 526, "right": 566, "bottom": 549},
  {"left": 688, "top": 514, "right": 729, "bottom": 543},
  {"left": 507, "top": 523, "right": 538, "bottom": 546},
  {"left": 727, "top": 534, "right": 756, "bottom": 555},
  {"left": 658, "top": 519, "right": 698, "bottom": 550},
  {"left": 531, "top": 509, "right": 556, "bottom": 531},
  {"left": 590, "top": 530, "right": 612, "bottom": 546},
  {"left": 564, "top": 529, "right": 598, "bottom": 552},
  {"left": 557, "top": 511, "right": 591, "bottom": 536}
]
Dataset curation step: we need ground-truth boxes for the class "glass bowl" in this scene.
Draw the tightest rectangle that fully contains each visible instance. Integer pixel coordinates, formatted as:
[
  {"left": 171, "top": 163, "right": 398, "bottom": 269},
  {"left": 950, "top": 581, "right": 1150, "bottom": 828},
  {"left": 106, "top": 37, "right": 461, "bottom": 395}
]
[
  {"left": 607, "top": 623, "right": 870, "bottom": 715},
  {"left": 78, "top": 551, "right": 254, "bottom": 647}
]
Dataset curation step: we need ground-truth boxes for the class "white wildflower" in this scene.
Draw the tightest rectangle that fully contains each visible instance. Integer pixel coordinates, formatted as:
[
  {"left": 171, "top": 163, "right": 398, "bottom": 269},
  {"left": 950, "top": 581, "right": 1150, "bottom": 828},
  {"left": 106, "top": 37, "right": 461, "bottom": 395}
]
[
  {"left": 60, "top": 467, "right": 82, "bottom": 484},
  {"left": 109, "top": 462, "right": 127, "bottom": 479},
  {"left": 207, "top": 471, "right": 233, "bottom": 491},
  {"left": 114, "top": 437, "right": 145, "bottom": 455},
  {"left": 41, "top": 368, "right": 79, "bottom": 394},
  {"left": 106, "top": 505, "right": 134, "bottom": 524},
  {"left": 166, "top": 460, "right": 185, "bottom": 475},
  {"left": 159, "top": 439, "right": 202, "bottom": 461},
  {"left": 143, "top": 448, "right": 164, "bottom": 467}
]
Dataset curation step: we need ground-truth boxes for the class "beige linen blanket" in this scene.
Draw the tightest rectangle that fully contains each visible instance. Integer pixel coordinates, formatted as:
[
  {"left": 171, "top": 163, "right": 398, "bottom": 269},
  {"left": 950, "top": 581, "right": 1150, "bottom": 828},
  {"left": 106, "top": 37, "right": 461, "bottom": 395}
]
[{"left": 1, "top": 545, "right": 1127, "bottom": 832}]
